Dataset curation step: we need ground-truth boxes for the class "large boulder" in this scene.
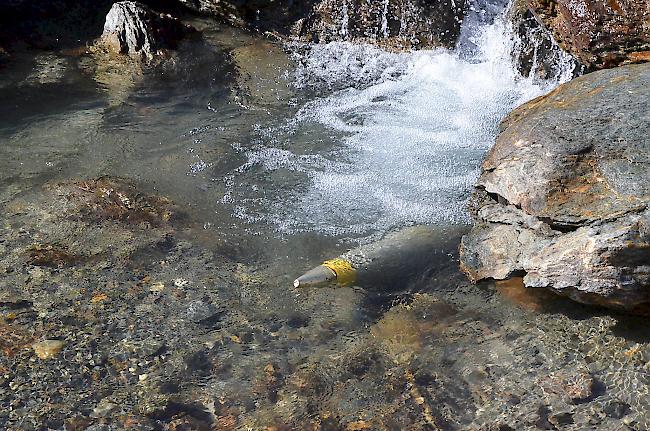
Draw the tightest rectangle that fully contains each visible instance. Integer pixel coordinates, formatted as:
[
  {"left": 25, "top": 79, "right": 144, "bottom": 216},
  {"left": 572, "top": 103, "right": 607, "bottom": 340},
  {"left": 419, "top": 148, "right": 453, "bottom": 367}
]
[
  {"left": 460, "top": 63, "right": 650, "bottom": 311},
  {"left": 96, "top": 1, "right": 195, "bottom": 61},
  {"left": 176, "top": 0, "right": 467, "bottom": 49},
  {"left": 525, "top": 0, "right": 650, "bottom": 70},
  {"left": 297, "top": 0, "right": 467, "bottom": 49}
]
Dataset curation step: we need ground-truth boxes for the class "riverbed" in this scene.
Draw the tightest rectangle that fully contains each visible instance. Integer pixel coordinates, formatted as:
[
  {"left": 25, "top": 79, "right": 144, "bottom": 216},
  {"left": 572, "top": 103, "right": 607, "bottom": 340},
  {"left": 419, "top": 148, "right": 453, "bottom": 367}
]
[{"left": 1, "top": 2, "right": 649, "bottom": 430}]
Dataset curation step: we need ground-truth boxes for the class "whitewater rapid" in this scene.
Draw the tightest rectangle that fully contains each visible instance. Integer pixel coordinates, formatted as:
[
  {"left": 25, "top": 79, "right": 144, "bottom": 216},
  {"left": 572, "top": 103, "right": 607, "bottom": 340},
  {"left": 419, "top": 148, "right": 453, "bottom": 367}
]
[{"left": 223, "top": 1, "right": 574, "bottom": 239}]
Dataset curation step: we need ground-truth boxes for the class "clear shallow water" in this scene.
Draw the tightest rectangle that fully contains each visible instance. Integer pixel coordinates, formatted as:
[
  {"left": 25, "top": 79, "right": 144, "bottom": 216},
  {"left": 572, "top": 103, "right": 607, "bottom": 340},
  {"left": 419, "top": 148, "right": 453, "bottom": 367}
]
[
  {"left": 223, "top": 11, "right": 573, "bottom": 239},
  {"left": 2, "top": 3, "right": 649, "bottom": 431},
  {"left": 0, "top": 4, "right": 573, "bottom": 246}
]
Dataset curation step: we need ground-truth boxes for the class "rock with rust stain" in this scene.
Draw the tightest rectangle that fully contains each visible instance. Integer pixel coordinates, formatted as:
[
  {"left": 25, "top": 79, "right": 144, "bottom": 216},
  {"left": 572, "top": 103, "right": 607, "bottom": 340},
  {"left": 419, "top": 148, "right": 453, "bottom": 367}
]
[
  {"left": 507, "top": 0, "right": 579, "bottom": 80},
  {"left": 461, "top": 63, "right": 650, "bottom": 310},
  {"left": 525, "top": 0, "right": 650, "bottom": 70},
  {"left": 27, "top": 243, "right": 84, "bottom": 268},
  {"left": 538, "top": 365, "right": 594, "bottom": 403},
  {"left": 0, "top": 321, "right": 35, "bottom": 357}
]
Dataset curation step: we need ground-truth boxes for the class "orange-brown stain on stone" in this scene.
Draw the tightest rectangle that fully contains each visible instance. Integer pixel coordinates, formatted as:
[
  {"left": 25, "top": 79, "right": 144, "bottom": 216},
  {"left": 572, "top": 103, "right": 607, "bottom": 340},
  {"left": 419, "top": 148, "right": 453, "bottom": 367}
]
[
  {"left": 606, "top": 0, "right": 624, "bottom": 14},
  {"left": 629, "top": 51, "right": 650, "bottom": 62},
  {"left": 495, "top": 277, "right": 559, "bottom": 312}
]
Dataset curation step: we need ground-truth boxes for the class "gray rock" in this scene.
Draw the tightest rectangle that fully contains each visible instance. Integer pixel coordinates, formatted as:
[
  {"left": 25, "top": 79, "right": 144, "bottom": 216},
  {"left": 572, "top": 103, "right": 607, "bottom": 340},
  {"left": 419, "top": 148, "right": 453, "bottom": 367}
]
[
  {"left": 92, "top": 398, "right": 119, "bottom": 417},
  {"left": 461, "top": 63, "right": 650, "bottom": 310},
  {"left": 176, "top": 0, "right": 314, "bottom": 32},
  {"left": 99, "top": 1, "right": 194, "bottom": 61},
  {"left": 186, "top": 299, "right": 224, "bottom": 325}
]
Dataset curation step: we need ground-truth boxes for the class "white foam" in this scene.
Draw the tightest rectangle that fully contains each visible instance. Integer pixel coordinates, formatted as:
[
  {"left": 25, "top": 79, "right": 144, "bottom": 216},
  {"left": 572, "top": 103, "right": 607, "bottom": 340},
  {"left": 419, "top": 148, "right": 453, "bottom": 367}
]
[{"left": 223, "top": 3, "right": 573, "bottom": 239}]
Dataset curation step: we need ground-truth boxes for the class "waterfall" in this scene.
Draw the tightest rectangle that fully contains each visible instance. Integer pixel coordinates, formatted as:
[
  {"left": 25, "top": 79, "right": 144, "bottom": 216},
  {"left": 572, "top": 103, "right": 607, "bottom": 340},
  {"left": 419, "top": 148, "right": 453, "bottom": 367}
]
[
  {"left": 339, "top": 1, "right": 349, "bottom": 38},
  {"left": 224, "top": 0, "right": 576, "bottom": 239},
  {"left": 380, "top": 0, "right": 390, "bottom": 38}
]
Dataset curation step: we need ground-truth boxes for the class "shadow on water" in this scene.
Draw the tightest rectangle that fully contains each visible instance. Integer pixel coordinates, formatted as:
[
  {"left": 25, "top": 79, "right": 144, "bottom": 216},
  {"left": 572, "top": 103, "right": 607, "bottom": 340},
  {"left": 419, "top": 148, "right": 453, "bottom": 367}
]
[{"left": 0, "top": 54, "right": 104, "bottom": 129}]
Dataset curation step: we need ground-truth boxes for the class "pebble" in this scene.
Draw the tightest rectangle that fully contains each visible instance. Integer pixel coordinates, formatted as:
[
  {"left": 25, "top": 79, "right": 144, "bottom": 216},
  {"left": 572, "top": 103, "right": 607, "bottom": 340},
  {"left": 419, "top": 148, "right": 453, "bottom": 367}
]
[
  {"left": 173, "top": 278, "right": 189, "bottom": 287},
  {"left": 93, "top": 399, "right": 118, "bottom": 417},
  {"left": 32, "top": 339, "right": 66, "bottom": 359}
]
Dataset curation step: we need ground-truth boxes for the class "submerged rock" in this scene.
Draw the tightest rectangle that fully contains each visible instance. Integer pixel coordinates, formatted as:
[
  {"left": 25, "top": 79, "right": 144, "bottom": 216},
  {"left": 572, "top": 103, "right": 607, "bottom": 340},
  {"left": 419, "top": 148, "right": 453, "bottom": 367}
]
[
  {"left": 32, "top": 339, "right": 66, "bottom": 359},
  {"left": 525, "top": 0, "right": 650, "bottom": 70},
  {"left": 460, "top": 63, "right": 650, "bottom": 310},
  {"left": 507, "top": 0, "right": 578, "bottom": 80},
  {"left": 96, "top": 1, "right": 195, "bottom": 61}
]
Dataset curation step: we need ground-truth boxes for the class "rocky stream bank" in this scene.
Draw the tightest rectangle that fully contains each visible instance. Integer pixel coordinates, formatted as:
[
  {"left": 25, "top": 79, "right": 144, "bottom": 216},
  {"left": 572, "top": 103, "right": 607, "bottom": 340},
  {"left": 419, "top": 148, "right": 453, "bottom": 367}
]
[
  {"left": 460, "top": 62, "right": 650, "bottom": 311},
  {"left": 1, "top": 0, "right": 650, "bottom": 430}
]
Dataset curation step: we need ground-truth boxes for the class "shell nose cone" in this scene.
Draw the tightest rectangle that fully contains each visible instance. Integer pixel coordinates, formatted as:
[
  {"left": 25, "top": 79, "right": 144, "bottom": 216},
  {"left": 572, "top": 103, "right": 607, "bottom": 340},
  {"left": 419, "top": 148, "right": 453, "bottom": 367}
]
[{"left": 293, "top": 265, "right": 337, "bottom": 288}]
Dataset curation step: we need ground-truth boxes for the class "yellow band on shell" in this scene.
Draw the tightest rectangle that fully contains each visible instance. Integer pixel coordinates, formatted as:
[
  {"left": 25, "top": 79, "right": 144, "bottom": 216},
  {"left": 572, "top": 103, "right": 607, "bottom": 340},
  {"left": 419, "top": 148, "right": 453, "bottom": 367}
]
[{"left": 322, "top": 258, "right": 357, "bottom": 286}]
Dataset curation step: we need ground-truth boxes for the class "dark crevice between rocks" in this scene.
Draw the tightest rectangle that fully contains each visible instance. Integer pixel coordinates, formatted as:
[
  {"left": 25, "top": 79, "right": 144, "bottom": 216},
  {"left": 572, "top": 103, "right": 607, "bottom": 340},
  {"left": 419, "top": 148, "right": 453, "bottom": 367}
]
[
  {"left": 568, "top": 143, "right": 594, "bottom": 156},
  {"left": 479, "top": 187, "right": 585, "bottom": 233},
  {"left": 535, "top": 405, "right": 557, "bottom": 430},
  {"left": 0, "top": 299, "right": 33, "bottom": 310},
  {"left": 604, "top": 400, "right": 632, "bottom": 419},
  {"left": 507, "top": 269, "right": 528, "bottom": 279},
  {"left": 538, "top": 217, "right": 581, "bottom": 233},
  {"left": 484, "top": 189, "right": 515, "bottom": 207},
  {"left": 577, "top": 378, "right": 606, "bottom": 404},
  {"left": 196, "top": 309, "right": 227, "bottom": 329},
  {"left": 607, "top": 243, "right": 650, "bottom": 267}
]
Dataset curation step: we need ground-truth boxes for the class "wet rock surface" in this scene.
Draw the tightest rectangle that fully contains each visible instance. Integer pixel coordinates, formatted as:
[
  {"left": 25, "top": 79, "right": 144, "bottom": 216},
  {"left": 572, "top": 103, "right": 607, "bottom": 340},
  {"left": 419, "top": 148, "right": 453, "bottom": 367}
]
[
  {"left": 176, "top": 0, "right": 318, "bottom": 34},
  {"left": 178, "top": 0, "right": 468, "bottom": 49},
  {"left": 80, "top": 11, "right": 228, "bottom": 108},
  {"left": 507, "top": 0, "right": 580, "bottom": 79},
  {"left": 297, "top": 0, "right": 467, "bottom": 49},
  {"left": 526, "top": 0, "right": 650, "bottom": 70},
  {"left": 461, "top": 62, "right": 650, "bottom": 310}
]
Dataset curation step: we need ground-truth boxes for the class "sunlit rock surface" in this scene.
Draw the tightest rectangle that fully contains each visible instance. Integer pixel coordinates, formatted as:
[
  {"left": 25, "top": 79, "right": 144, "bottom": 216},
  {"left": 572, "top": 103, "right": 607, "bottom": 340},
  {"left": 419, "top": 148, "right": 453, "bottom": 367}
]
[
  {"left": 461, "top": 62, "right": 650, "bottom": 310},
  {"left": 526, "top": 0, "right": 650, "bottom": 70},
  {"left": 97, "top": 1, "right": 195, "bottom": 61}
]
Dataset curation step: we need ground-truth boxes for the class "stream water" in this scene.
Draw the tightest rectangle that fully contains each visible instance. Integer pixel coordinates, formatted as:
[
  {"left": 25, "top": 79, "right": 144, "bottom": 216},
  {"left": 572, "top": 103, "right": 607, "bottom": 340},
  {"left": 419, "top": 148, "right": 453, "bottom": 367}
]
[{"left": 1, "top": 1, "right": 650, "bottom": 430}]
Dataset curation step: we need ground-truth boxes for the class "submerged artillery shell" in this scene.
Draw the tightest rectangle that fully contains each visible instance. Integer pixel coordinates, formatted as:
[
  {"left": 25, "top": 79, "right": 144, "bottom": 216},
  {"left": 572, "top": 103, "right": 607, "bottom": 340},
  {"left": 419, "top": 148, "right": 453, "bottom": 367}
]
[{"left": 294, "top": 225, "right": 464, "bottom": 290}]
